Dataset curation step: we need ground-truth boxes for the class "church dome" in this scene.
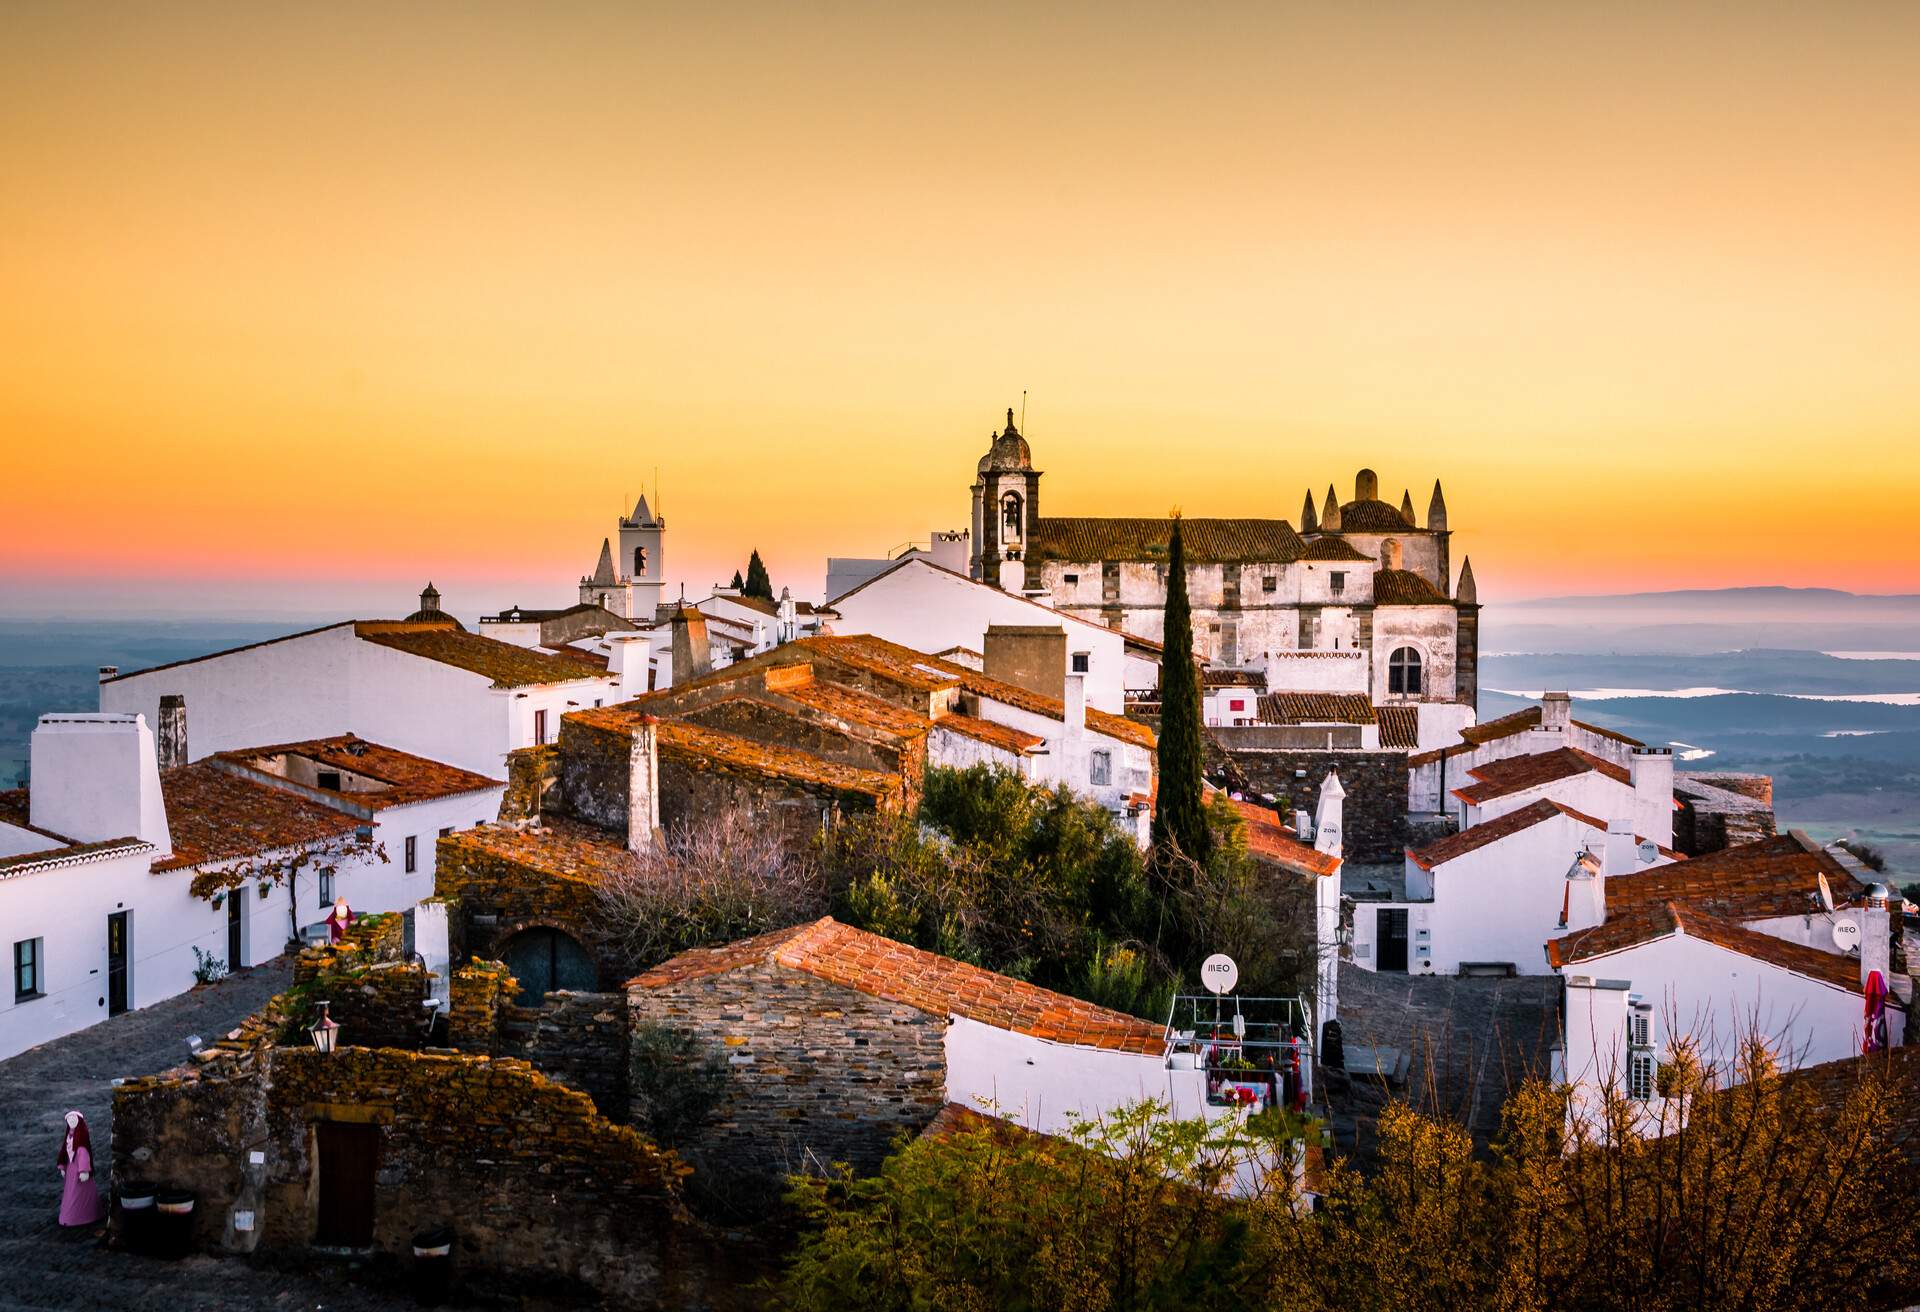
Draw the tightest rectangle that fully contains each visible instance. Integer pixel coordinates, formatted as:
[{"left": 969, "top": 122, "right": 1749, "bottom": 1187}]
[
  {"left": 1335, "top": 499, "right": 1414, "bottom": 533},
  {"left": 977, "top": 408, "right": 1032, "bottom": 474}
]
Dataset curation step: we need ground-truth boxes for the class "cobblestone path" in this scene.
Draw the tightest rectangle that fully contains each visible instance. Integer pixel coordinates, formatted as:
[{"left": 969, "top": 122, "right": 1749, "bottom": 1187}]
[{"left": 0, "top": 961, "right": 406, "bottom": 1309}]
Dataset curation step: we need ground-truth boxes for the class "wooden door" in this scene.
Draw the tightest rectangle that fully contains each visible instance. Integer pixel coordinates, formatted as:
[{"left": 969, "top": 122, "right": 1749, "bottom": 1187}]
[
  {"left": 1378, "top": 909, "right": 1409, "bottom": 973},
  {"left": 227, "top": 895, "right": 243, "bottom": 969},
  {"left": 315, "top": 1121, "right": 381, "bottom": 1247},
  {"left": 106, "top": 912, "right": 129, "bottom": 1016}
]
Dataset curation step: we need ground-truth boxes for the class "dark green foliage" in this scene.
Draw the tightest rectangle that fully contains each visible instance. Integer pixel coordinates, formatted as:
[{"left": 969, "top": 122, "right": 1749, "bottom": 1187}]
[
  {"left": 730, "top": 569, "right": 745, "bottom": 590},
  {"left": 824, "top": 765, "right": 1310, "bottom": 1017},
  {"left": 743, "top": 549, "right": 774, "bottom": 600},
  {"left": 1153, "top": 517, "right": 1211, "bottom": 864},
  {"left": 629, "top": 1022, "right": 730, "bottom": 1148}
]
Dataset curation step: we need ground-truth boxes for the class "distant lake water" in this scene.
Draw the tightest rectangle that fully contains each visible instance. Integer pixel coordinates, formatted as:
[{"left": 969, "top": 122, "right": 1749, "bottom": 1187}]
[
  {"left": 1824, "top": 651, "right": 1920, "bottom": 661},
  {"left": 1491, "top": 687, "right": 1920, "bottom": 705}
]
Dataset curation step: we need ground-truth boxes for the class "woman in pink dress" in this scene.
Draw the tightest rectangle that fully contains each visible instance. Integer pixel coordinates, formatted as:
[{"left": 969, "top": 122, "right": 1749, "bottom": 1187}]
[{"left": 57, "top": 1110, "right": 106, "bottom": 1227}]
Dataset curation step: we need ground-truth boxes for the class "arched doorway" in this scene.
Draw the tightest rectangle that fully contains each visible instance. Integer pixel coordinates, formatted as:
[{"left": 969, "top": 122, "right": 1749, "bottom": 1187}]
[{"left": 500, "top": 927, "right": 598, "bottom": 1004}]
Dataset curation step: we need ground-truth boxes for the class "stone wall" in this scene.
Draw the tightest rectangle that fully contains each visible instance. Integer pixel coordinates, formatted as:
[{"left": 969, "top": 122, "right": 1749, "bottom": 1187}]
[
  {"left": 627, "top": 964, "right": 947, "bottom": 1180},
  {"left": 555, "top": 717, "right": 633, "bottom": 831},
  {"left": 508, "top": 990, "right": 631, "bottom": 1120},
  {"left": 500, "top": 743, "right": 559, "bottom": 823},
  {"left": 1225, "top": 747, "right": 1411, "bottom": 863},
  {"left": 435, "top": 834, "right": 619, "bottom": 984}
]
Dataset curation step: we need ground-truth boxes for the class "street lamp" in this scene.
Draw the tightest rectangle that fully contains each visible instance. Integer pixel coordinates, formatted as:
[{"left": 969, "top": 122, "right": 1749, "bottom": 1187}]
[{"left": 308, "top": 1001, "right": 340, "bottom": 1054}]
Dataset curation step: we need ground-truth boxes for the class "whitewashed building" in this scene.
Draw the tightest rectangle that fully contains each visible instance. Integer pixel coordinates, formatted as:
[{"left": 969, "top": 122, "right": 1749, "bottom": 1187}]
[
  {"left": 0, "top": 713, "right": 502, "bottom": 1060},
  {"left": 100, "top": 614, "right": 613, "bottom": 778},
  {"left": 1548, "top": 833, "right": 1908, "bottom": 1121}
]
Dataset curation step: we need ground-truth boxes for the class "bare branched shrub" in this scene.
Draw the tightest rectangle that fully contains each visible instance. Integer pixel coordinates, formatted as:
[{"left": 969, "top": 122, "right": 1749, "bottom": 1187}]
[{"left": 593, "top": 808, "right": 826, "bottom": 972}]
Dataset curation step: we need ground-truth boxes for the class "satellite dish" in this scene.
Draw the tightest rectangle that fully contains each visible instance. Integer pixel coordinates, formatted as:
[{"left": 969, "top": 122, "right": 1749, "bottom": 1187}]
[
  {"left": 1816, "top": 871, "right": 1835, "bottom": 913},
  {"left": 1831, "top": 917, "right": 1861, "bottom": 952},
  {"left": 1201, "top": 953, "right": 1239, "bottom": 995}
]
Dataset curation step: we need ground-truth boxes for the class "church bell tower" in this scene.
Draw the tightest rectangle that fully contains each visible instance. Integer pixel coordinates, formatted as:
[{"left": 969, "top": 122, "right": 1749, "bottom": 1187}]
[
  {"left": 969, "top": 408, "right": 1042, "bottom": 591},
  {"left": 618, "top": 495, "right": 666, "bottom": 621}
]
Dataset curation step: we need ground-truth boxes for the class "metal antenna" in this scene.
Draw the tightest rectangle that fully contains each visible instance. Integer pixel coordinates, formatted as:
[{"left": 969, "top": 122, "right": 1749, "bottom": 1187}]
[{"left": 1021, "top": 390, "right": 1027, "bottom": 431}]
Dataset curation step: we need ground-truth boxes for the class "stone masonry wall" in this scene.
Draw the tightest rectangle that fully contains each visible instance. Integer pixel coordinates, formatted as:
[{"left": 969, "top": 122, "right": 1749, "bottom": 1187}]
[
  {"left": 435, "top": 834, "right": 621, "bottom": 985},
  {"left": 1226, "top": 747, "right": 1411, "bottom": 863},
  {"left": 627, "top": 964, "right": 947, "bottom": 1180}
]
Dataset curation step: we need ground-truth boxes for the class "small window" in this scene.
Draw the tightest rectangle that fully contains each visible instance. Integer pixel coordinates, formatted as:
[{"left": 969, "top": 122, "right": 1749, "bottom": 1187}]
[
  {"left": 318, "top": 869, "right": 334, "bottom": 907},
  {"left": 1388, "top": 646, "right": 1424, "bottom": 696},
  {"left": 533, "top": 709, "right": 549, "bottom": 745},
  {"left": 14, "top": 938, "right": 44, "bottom": 1001},
  {"left": 1071, "top": 652, "right": 1090, "bottom": 674},
  {"left": 317, "top": 770, "right": 342, "bottom": 792},
  {"left": 1063, "top": 573, "right": 1079, "bottom": 586},
  {"left": 404, "top": 835, "right": 418, "bottom": 873},
  {"left": 439, "top": 826, "right": 453, "bottom": 839},
  {"left": 593, "top": 698, "right": 603, "bottom": 708},
  {"left": 1329, "top": 572, "right": 1346, "bottom": 596},
  {"left": 1229, "top": 698, "right": 1245, "bottom": 712},
  {"left": 1262, "top": 575, "right": 1277, "bottom": 593},
  {"left": 1089, "top": 750, "right": 1112, "bottom": 787}
]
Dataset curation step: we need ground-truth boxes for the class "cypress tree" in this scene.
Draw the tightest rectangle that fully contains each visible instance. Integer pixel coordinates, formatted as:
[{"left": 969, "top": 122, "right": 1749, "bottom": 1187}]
[
  {"left": 1152, "top": 516, "right": 1212, "bottom": 863},
  {"left": 743, "top": 550, "right": 774, "bottom": 600},
  {"left": 729, "top": 569, "right": 745, "bottom": 591}
]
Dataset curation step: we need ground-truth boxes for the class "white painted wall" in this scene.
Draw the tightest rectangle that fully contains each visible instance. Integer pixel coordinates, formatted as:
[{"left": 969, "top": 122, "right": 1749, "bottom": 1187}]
[
  {"left": 29, "top": 715, "right": 172, "bottom": 855},
  {"left": 1560, "top": 931, "right": 1871, "bottom": 1077},
  {"left": 100, "top": 626, "right": 611, "bottom": 777},
  {"left": 971, "top": 689, "right": 1152, "bottom": 813}
]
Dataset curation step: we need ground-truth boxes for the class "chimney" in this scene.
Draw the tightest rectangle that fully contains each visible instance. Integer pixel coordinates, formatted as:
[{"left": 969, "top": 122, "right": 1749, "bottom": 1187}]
[
  {"left": 1563, "top": 851, "right": 1604, "bottom": 931},
  {"left": 983, "top": 624, "right": 1067, "bottom": 702},
  {"left": 1313, "top": 770, "right": 1345, "bottom": 859},
  {"left": 627, "top": 716, "right": 661, "bottom": 853},
  {"left": 157, "top": 694, "right": 188, "bottom": 770},
  {"left": 29, "top": 713, "right": 172, "bottom": 856},
  {"left": 1603, "top": 816, "right": 1636, "bottom": 877},
  {"left": 1630, "top": 748, "right": 1675, "bottom": 849},
  {"left": 670, "top": 607, "right": 711, "bottom": 683},
  {"left": 1064, "top": 673, "right": 1087, "bottom": 732},
  {"left": 1541, "top": 691, "right": 1572, "bottom": 735},
  {"left": 97, "top": 666, "right": 118, "bottom": 685},
  {"left": 1355, "top": 468, "right": 1379, "bottom": 502},
  {"left": 1862, "top": 883, "right": 1892, "bottom": 991},
  {"left": 1380, "top": 539, "right": 1403, "bottom": 570}
]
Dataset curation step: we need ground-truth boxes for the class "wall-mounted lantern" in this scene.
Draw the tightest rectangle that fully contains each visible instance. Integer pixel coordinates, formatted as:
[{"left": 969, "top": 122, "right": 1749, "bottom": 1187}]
[{"left": 308, "top": 1001, "right": 339, "bottom": 1054}]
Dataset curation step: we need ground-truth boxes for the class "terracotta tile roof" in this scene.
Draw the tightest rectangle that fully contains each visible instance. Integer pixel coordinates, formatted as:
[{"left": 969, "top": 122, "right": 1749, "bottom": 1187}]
[
  {"left": 1407, "top": 707, "right": 1646, "bottom": 768},
  {"left": 655, "top": 719, "right": 904, "bottom": 803},
  {"left": 807, "top": 635, "right": 1157, "bottom": 750},
  {"left": 1549, "top": 900, "right": 1862, "bottom": 992},
  {"left": 211, "top": 736, "right": 503, "bottom": 810},
  {"left": 1230, "top": 798, "right": 1340, "bottom": 876},
  {"left": 933, "top": 713, "right": 1046, "bottom": 755},
  {"left": 1257, "top": 692, "right": 1375, "bottom": 726},
  {"left": 354, "top": 622, "right": 609, "bottom": 689},
  {"left": 152, "top": 763, "right": 362, "bottom": 872},
  {"left": 1372, "top": 569, "right": 1449, "bottom": 606},
  {"left": 1452, "top": 747, "right": 1632, "bottom": 805},
  {"left": 1299, "top": 536, "right": 1374, "bottom": 562},
  {"left": 631, "top": 917, "right": 1170, "bottom": 1055},
  {"left": 772, "top": 680, "right": 933, "bottom": 740},
  {"left": 1596, "top": 832, "right": 1865, "bottom": 925},
  {"left": 1032, "top": 517, "right": 1304, "bottom": 565},
  {"left": 1408, "top": 798, "right": 1681, "bottom": 871},
  {"left": 1332, "top": 499, "right": 1414, "bottom": 533},
  {"left": 1, "top": 835, "right": 153, "bottom": 878},
  {"left": 1203, "top": 669, "right": 1266, "bottom": 688},
  {"left": 439, "top": 815, "right": 629, "bottom": 888},
  {"left": 1375, "top": 704, "right": 1420, "bottom": 749}
]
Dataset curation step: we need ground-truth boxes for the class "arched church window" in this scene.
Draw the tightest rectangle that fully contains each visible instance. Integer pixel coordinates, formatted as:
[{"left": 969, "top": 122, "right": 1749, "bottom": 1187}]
[
  {"left": 633, "top": 546, "right": 647, "bottom": 574},
  {"left": 1001, "top": 491, "right": 1024, "bottom": 537},
  {"left": 1388, "top": 646, "right": 1423, "bottom": 696}
]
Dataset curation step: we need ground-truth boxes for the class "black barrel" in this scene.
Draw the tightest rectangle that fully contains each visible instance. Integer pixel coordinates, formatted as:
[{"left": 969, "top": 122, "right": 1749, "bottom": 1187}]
[
  {"left": 117, "top": 1181, "right": 157, "bottom": 1255},
  {"left": 153, "top": 1188, "right": 195, "bottom": 1259},
  {"left": 411, "top": 1224, "right": 454, "bottom": 1306}
]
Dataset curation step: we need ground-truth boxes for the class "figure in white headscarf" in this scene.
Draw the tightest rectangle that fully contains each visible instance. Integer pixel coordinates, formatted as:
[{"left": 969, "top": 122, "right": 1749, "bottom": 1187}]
[
  {"left": 325, "top": 897, "right": 356, "bottom": 944},
  {"left": 57, "top": 1111, "right": 105, "bottom": 1227}
]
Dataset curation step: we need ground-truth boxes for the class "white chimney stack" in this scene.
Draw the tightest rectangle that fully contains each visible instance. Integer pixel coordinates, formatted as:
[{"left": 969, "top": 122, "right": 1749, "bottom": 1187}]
[
  {"left": 1603, "top": 817, "right": 1637, "bottom": 877},
  {"left": 627, "top": 716, "right": 662, "bottom": 853},
  {"left": 1563, "top": 851, "right": 1605, "bottom": 931},
  {"left": 1862, "top": 883, "right": 1892, "bottom": 991},
  {"left": 1541, "top": 691, "right": 1572, "bottom": 735},
  {"left": 29, "top": 713, "right": 171, "bottom": 857},
  {"left": 1629, "top": 748, "right": 1675, "bottom": 849},
  {"left": 1064, "top": 673, "right": 1087, "bottom": 732},
  {"left": 1313, "top": 770, "right": 1345, "bottom": 859}
]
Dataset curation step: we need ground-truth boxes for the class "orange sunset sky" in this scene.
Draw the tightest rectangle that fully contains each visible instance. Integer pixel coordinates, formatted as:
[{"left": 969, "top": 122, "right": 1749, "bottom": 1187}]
[{"left": 4, "top": 2, "right": 1919, "bottom": 618}]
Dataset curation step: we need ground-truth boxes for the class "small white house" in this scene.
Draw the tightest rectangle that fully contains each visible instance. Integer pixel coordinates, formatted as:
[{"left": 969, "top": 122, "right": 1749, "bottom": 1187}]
[
  {"left": 1408, "top": 692, "right": 1647, "bottom": 814},
  {"left": 1449, "top": 744, "right": 1677, "bottom": 850},
  {"left": 0, "top": 713, "right": 503, "bottom": 1061},
  {"left": 100, "top": 618, "right": 614, "bottom": 777},
  {"left": 1547, "top": 833, "right": 1907, "bottom": 1122}
]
